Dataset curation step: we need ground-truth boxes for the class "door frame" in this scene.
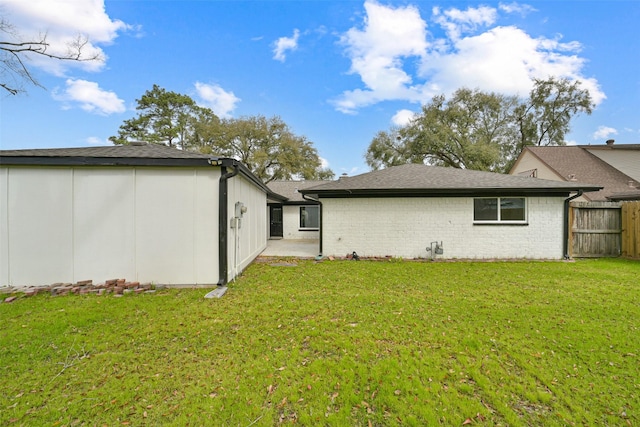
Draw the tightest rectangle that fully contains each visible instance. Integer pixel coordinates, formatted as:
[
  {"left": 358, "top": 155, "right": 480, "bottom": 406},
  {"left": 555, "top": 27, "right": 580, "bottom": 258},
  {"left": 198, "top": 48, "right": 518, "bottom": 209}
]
[{"left": 269, "top": 204, "right": 283, "bottom": 238}]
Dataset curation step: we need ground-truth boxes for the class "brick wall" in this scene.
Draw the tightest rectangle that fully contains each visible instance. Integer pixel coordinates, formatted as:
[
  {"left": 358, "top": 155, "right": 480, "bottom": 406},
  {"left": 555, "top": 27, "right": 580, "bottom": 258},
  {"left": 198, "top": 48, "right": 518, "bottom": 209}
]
[
  {"left": 282, "top": 205, "right": 320, "bottom": 240},
  {"left": 321, "top": 196, "right": 565, "bottom": 259}
]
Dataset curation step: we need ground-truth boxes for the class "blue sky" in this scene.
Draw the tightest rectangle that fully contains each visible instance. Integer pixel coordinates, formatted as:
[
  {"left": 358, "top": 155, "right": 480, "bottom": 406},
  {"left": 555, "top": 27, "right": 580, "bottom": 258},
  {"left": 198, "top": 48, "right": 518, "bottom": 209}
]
[{"left": 1, "top": 0, "right": 639, "bottom": 176}]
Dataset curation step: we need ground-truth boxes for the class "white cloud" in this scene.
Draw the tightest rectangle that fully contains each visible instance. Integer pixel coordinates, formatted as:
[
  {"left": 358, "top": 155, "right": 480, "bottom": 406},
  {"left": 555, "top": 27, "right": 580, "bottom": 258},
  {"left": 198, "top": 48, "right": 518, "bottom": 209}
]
[
  {"left": 433, "top": 5, "right": 497, "bottom": 40},
  {"left": 273, "top": 29, "right": 300, "bottom": 62},
  {"left": 319, "top": 157, "right": 330, "bottom": 169},
  {"left": 85, "top": 136, "right": 106, "bottom": 145},
  {"left": 194, "top": 82, "right": 240, "bottom": 118},
  {"left": 333, "top": 1, "right": 606, "bottom": 114},
  {"left": 333, "top": 0, "right": 429, "bottom": 113},
  {"left": 391, "top": 109, "right": 416, "bottom": 127},
  {"left": 53, "top": 79, "right": 125, "bottom": 115},
  {"left": 592, "top": 126, "right": 618, "bottom": 140},
  {"left": 2, "top": 0, "right": 130, "bottom": 75},
  {"left": 499, "top": 2, "right": 537, "bottom": 16},
  {"left": 421, "top": 26, "right": 604, "bottom": 99}
]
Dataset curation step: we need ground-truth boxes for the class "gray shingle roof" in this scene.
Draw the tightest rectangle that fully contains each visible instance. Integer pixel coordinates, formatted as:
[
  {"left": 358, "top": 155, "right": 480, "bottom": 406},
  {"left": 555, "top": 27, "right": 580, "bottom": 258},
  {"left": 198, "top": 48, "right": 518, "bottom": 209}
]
[
  {"left": 0, "top": 144, "right": 213, "bottom": 160},
  {"left": 267, "top": 180, "right": 328, "bottom": 203},
  {"left": 0, "top": 144, "right": 224, "bottom": 168},
  {"left": 300, "top": 164, "right": 601, "bottom": 197},
  {"left": 522, "top": 146, "right": 639, "bottom": 201}
]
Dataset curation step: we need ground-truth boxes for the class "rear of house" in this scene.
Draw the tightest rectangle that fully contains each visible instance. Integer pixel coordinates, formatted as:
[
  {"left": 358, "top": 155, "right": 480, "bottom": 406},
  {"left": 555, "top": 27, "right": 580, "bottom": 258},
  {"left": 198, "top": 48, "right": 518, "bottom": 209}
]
[
  {"left": 266, "top": 180, "right": 323, "bottom": 240},
  {"left": 301, "top": 164, "right": 601, "bottom": 260},
  {"left": 0, "top": 144, "right": 269, "bottom": 287}
]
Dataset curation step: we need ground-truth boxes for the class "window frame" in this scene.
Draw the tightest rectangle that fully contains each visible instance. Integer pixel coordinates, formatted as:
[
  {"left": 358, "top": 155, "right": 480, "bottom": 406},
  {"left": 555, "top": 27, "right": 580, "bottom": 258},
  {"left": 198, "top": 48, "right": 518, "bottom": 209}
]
[
  {"left": 473, "top": 197, "right": 528, "bottom": 225},
  {"left": 299, "top": 205, "right": 320, "bottom": 230}
]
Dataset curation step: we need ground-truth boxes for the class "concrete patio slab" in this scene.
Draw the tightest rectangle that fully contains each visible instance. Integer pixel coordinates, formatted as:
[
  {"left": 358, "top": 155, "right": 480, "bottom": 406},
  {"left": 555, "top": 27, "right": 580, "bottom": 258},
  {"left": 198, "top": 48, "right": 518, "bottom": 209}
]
[{"left": 260, "top": 239, "right": 320, "bottom": 258}]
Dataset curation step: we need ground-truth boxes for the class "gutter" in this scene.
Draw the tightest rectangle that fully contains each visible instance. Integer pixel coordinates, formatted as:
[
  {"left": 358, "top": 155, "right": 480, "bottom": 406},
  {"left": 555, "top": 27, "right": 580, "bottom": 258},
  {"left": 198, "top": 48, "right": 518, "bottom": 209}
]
[
  {"left": 302, "top": 193, "right": 323, "bottom": 255},
  {"left": 563, "top": 190, "right": 583, "bottom": 259},
  {"left": 306, "top": 188, "right": 589, "bottom": 199},
  {"left": 210, "top": 158, "right": 239, "bottom": 286},
  {"left": 0, "top": 156, "right": 216, "bottom": 167}
]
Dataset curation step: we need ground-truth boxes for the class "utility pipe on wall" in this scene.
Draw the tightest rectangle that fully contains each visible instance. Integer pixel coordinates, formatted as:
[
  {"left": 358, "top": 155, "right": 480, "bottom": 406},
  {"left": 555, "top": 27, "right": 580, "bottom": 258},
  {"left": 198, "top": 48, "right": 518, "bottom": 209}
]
[
  {"left": 214, "top": 159, "right": 239, "bottom": 286},
  {"left": 302, "top": 193, "right": 323, "bottom": 255}
]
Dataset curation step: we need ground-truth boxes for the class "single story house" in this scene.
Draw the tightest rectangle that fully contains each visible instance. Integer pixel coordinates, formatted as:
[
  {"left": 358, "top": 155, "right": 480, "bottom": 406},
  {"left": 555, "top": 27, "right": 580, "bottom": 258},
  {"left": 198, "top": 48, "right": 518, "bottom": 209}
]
[
  {"left": 266, "top": 180, "right": 324, "bottom": 240},
  {"left": 509, "top": 141, "right": 640, "bottom": 201},
  {"left": 0, "top": 144, "right": 277, "bottom": 287},
  {"left": 300, "top": 164, "right": 601, "bottom": 260}
]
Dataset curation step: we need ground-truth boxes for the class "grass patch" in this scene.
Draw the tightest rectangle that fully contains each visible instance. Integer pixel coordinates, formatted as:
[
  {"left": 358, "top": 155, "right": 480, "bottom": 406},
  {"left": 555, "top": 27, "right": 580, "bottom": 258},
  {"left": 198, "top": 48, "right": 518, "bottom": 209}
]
[{"left": 1, "top": 258, "right": 639, "bottom": 426}]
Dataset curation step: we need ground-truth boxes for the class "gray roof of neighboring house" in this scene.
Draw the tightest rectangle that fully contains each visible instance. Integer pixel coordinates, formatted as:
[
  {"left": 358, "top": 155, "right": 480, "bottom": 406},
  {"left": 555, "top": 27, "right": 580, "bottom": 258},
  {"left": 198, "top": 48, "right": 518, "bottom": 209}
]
[
  {"left": 515, "top": 146, "right": 639, "bottom": 201},
  {"left": 266, "top": 180, "right": 327, "bottom": 203},
  {"left": 300, "top": 163, "right": 601, "bottom": 197},
  {"left": 0, "top": 144, "right": 275, "bottom": 195},
  {"left": 580, "top": 143, "right": 640, "bottom": 150},
  {"left": 606, "top": 189, "right": 640, "bottom": 201},
  {"left": 580, "top": 143, "right": 640, "bottom": 182}
]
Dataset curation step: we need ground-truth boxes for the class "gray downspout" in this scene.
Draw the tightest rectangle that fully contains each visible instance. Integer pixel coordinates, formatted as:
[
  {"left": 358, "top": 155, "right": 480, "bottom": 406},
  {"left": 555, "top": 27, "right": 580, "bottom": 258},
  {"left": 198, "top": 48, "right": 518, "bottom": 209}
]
[
  {"left": 302, "top": 194, "right": 322, "bottom": 255},
  {"left": 563, "top": 190, "right": 583, "bottom": 259},
  {"left": 217, "top": 162, "right": 239, "bottom": 286}
]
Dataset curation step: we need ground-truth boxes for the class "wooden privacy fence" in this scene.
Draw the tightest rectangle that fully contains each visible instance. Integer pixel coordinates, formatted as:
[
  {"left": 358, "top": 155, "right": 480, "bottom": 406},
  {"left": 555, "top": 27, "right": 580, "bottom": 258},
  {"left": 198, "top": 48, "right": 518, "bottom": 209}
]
[
  {"left": 621, "top": 201, "right": 640, "bottom": 259},
  {"left": 569, "top": 202, "right": 621, "bottom": 258}
]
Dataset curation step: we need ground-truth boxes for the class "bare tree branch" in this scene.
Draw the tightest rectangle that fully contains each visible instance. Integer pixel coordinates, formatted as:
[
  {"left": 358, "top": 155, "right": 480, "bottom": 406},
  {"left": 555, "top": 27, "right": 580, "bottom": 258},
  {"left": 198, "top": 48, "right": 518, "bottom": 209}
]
[{"left": 1, "top": 18, "right": 103, "bottom": 95}]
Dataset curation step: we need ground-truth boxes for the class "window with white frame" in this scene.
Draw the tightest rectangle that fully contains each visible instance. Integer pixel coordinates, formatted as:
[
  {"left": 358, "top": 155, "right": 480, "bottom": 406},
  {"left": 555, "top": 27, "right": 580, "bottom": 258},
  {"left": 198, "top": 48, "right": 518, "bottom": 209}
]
[
  {"left": 300, "top": 205, "right": 319, "bottom": 229},
  {"left": 473, "top": 197, "right": 526, "bottom": 224}
]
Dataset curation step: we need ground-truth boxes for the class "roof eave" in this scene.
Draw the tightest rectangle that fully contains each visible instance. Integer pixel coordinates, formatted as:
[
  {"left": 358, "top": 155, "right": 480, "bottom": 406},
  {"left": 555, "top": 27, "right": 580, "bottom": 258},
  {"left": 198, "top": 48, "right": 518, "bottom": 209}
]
[
  {"left": 0, "top": 156, "right": 212, "bottom": 167},
  {"left": 306, "top": 186, "right": 602, "bottom": 198},
  {"left": 214, "top": 158, "right": 274, "bottom": 195}
]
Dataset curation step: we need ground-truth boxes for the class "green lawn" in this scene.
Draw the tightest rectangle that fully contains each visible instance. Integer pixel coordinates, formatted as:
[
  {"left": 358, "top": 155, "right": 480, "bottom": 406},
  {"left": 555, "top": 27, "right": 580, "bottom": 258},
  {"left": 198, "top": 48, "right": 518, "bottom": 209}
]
[{"left": 1, "top": 258, "right": 638, "bottom": 426}]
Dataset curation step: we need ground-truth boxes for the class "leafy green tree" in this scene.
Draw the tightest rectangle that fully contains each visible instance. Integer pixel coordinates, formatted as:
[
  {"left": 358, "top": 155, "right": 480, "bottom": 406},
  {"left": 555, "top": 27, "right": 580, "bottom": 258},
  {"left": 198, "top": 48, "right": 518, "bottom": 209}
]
[
  {"left": 367, "top": 89, "right": 518, "bottom": 172},
  {"left": 366, "top": 77, "right": 593, "bottom": 173},
  {"left": 508, "top": 77, "right": 594, "bottom": 167},
  {"left": 109, "top": 84, "right": 202, "bottom": 150},
  {"left": 197, "top": 115, "right": 334, "bottom": 183},
  {"left": 110, "top": 85, "right": 333, "bottom": 182},
  {"left": 365, "top": 127, "right": 419, "bottom": 171},
  {"left": 189, "top": 107, "right": 222, "bottom": 153}
]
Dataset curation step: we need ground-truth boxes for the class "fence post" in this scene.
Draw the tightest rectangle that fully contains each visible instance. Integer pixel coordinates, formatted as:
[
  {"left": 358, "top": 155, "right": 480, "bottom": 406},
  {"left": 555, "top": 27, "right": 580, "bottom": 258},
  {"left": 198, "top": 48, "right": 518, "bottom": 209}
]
[{"left": 622, "top": 201, "right": 640, "bottom": 259}]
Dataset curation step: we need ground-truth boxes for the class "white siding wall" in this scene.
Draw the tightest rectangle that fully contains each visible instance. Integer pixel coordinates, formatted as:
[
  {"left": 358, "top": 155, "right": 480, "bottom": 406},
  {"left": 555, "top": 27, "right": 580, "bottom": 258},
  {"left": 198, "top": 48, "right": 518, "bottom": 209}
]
[
  {"left": 3, "top": 168, "right": 74, "bottom": 285},
  {"left": 0, "top": 166, "right": 221, "bottom": 287},
  {"left": 282, "top": 205, "right": 319, "bottom": 240},
  {"left": 134, "top": 168, "right": 219, "bottom": 285},
  {"left": 321, "top": 196, "right": 565, "bottom": 259},
  {"left": 74, "top": 168, "right": 136, "bottom": 282},
  {"left": 511, "top": 151, "right": 563, "bottom": 181},
  {"left": 0, "top": 167, "right": 8, "bottom": 286},
  {"left": 227, "top": 174, "right": 268, "bottom": 281},
  {"left": 586, "top": 149, "right": 640, "bottom": 182}
]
